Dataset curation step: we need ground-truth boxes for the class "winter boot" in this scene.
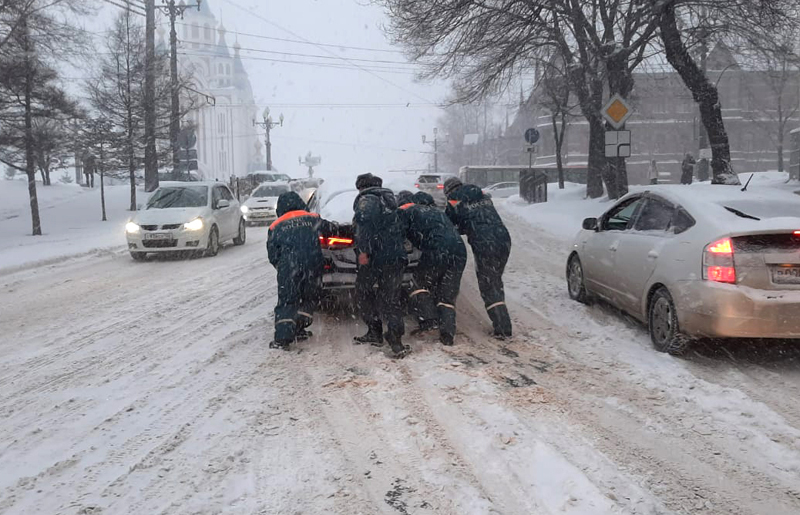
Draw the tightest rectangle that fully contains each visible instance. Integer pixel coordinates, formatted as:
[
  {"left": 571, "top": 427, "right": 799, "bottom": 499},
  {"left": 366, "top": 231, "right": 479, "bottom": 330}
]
[
  {"left": 296, "top": 328, "right": 313, "bottom": 341},
  {"left": 354, "top": 324, "right": 383, "bottom": 345},
  {"left": 410, "top": 318, "right": 438, "bottom": 336},
  {"left": 488, "top": 303, "right": 513, "bottom": 339},
  {"left": 439, "top": 332, "right": 454, "bottom": 346},
  {"left": 269, "top": 340, "right": 291, "bottom": 351},
  {"left": 386, "top": 332, "right": 410, "bottom": 359}
]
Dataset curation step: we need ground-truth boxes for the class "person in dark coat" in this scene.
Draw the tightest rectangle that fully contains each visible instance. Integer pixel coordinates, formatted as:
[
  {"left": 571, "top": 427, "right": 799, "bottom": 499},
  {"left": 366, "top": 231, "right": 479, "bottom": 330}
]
[
  {"left": 399, "top": 191, "right": 467, "bottom": 345},
  {"left": 352, "top": 173, "right": 410, "bottom": 358},
  {"left": 444, "top": 177, "right": 513, "bottom": 338},
  {"left": 267, "top": 191, "right": 339, "bottom": 349},
  {"left": 680, "top": 153, "right": 696, "bottom": 185}
]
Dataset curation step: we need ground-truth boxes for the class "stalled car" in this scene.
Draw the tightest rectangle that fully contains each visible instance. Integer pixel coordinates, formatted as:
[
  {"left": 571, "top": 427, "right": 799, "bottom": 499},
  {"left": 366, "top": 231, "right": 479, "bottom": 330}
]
[
  {"left": 126, "top": 182, "right": 246, "bottom": 260},
  {"left": 566, "top": 185, "right": 800, "bottom": 355},
  {"left": 306, "top": 185, "right": 421, "bottom": 307},
  {"left": 240, "top": 183, "right": 291, "bottom": 225}
]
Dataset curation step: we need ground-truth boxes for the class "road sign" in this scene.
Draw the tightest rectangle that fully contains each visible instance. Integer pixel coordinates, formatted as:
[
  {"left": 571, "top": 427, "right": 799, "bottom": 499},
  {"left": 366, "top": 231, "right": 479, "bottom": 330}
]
[
  {"left": 602, "top": 94, "right": 633, "bottom": 129},
  {"left": 605, "top": 130, "right": 631, "bottom": 158},
  {"left": 525, "top": 145, "right": 538, "bottom": 153},
  {"left": 524, "top": 127, "right": 540, "bottom": 144}
]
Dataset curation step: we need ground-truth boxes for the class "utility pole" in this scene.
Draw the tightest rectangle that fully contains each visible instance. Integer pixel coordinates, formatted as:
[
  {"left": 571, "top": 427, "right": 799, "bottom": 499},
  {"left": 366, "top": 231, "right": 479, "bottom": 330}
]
[
  {"left": 422, "top": 128, "right": 446, "bottom": 175},
  {"left": 156, "top": 1, "right": 201, "bottom": 179},
  {"left": 144, "top": 0, "right": 158, "bottom": 192},
  {"left": 253, "top": 107, "right": 284, "bottom": 171}
]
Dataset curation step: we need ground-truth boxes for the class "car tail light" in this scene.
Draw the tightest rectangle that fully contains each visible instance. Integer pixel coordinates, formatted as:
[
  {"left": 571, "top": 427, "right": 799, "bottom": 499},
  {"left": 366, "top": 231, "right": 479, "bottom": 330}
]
[
  {"left": 436, "top": 183, "right": 444, "bottom": 189},
  {"left": 794, "top": 230, "right": 800, "bottom": 236},
  {"left": 703, "top": 237, "right": 736, "bottom": 283},
  {"left": 415, "top": 183, "right": 420, "bottom": 188},
  {"left": 319, "top": 236, "right": 354, "bottom": 249}
]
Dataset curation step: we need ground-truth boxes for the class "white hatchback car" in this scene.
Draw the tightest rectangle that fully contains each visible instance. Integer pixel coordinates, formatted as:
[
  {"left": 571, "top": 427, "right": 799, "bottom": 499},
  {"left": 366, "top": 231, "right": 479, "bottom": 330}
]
[
  {"left": 126, "top": 182, "right": 246, "bottom": 260},
  {"left": 484, "top": 181, "right": 520, "bottom": 198},
  {"left": 566, "top": 185, "right": 800, "bottom": 355}
]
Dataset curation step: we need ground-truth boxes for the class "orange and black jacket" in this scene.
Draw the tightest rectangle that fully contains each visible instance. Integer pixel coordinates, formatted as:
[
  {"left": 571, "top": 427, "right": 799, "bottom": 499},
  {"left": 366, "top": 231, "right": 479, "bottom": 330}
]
[
  {"left": 267, "top": 192, "right": 339, "bottom": 272},
  {"left": 400, "top": 192, "right": 466, "bottom": 259}
]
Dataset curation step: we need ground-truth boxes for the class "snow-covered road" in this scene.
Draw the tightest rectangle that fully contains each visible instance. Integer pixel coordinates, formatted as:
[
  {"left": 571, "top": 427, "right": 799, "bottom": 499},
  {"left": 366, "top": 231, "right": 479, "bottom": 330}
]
[{"left": 2, "top": 208, "right": 800, "bottom": 514}]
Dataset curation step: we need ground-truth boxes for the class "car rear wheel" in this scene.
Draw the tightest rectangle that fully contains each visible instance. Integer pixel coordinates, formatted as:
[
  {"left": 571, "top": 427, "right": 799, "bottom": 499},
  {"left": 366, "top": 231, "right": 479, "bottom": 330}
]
[
  {"left": 205, "top": 226, "right": 220, "bottom": 257},
  {"left": 233, "top": 218, "right": 246, "bottom": 246},
  {"left": 648, "top": 287, "right": 692, "bottom": 356},
  {"left": 566, "top": 254, "right": 590, "bottom": 304},
  {"left": 130, "top": 251, "right": 147, "bottom": 261}
]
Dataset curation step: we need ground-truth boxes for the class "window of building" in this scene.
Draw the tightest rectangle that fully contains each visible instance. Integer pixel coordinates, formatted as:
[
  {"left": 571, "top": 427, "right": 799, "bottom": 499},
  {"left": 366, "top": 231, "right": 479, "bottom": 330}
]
[
  {"left": 218, "top": 63, "right": 223, "bottom": 74},
  {"left": 204, "top": 24, "right": 211, "bottom": 41},
  {"left": 218, "top": 113, "right": 225, "bottom": 134},
  {"left": 226, "top": 64, "right": 230, "bottom": 75},
  {"left": 192, "top": 24, "right": 199, "bottom": 39}
]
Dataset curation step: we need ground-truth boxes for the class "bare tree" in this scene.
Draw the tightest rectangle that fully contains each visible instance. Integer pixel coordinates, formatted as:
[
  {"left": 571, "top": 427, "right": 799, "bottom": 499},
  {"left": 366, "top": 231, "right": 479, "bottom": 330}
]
[
  {"left": 535, "top": 61, "right": 578, "bottom": 190},
  {"left": 0, "top": 0, "right": 86, "bottom": 235}
]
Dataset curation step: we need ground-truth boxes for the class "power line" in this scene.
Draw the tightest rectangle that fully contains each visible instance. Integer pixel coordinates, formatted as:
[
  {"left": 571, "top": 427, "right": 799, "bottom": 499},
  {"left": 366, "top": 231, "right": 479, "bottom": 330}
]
[
  {"left": 99, "top": 0, "right": 146, "bottom": 16},
  {"left": 171, "top": 20, "right": 406, "bottom": 55},
  {"left": 182, "top": 38, "right": 420, "bottom": 67},
  {"left": 219, "top": 0, "right": 437, "bottom": 105},
  {"left": 177, "top": 51, "right": 420, "bottom": 76}
]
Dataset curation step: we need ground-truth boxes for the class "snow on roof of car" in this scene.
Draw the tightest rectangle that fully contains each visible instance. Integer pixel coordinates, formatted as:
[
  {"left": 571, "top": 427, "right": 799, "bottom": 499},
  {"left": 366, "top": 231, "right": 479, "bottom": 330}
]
[{"left": 632, "top": 183, "right": 800, "bottom": 234}]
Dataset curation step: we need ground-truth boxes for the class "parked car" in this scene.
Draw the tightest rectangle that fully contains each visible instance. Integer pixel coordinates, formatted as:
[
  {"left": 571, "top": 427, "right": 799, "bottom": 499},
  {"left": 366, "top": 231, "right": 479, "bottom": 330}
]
[
  {"left": 484, "top": 181, "right": 520, "bottom": 198},
  {"left": 415, "top": 173, "right": 458, "bottom": 207},
  {"left": 306, "top": 185, "right": 421, "bottom": 307},
  {"left": 566, "top": 185, "right": 800, "bottom": 355},
  {"left": 126, "top": 182, "right": 246, "bottom": 260},
  {"left": 240, "top": 183, "right": 291, "bottom": 226}
]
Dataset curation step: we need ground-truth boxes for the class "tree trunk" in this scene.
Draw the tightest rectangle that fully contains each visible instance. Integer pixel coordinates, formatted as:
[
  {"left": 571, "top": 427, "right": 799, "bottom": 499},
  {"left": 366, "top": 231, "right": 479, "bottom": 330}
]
[
  {"left": 587, "top": 116, "right": 605, "bottom": 198},
  {"left": 100, "top": 171, "right": 107, "bottom": 221},
  {"left": 777, "top": 140, "right": 784, "bottom": 174},
  {"left": 552, "top": 112, "right": 566, "bottom": 189},
  {"left": 659, "top": 2, "right": 740, "bottom": 185},
  {"left": 605, "top": 54, "right": 633, "bottom": 199},
  {"left": 22, "top": 17, "right": 41, "bottom": 236}
]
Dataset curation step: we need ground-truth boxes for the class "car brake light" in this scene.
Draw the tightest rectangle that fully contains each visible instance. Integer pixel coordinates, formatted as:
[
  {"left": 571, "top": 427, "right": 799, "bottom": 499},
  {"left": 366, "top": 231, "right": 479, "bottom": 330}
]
[
  {"left": 794, "top": 230, "right": 800, "bottom": 236},
  {"left": 415, "top": 183, "right": 420, "bottom": 188},
  {"left": 703, "top": 237, "right": 736, "bottom": 283},
  {"left": 318, "top": 236, "right": 353, "bottom": 248},
  {"left": 436, "top": 183, "right": 444, "bottom": 189}
]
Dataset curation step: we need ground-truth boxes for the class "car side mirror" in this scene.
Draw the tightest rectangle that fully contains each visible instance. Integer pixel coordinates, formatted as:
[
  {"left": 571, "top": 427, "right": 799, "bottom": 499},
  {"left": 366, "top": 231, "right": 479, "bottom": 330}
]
[
  {"left": 216, "top": 199, "right": 230, "bottom": 209},
  {"left": 582, "top": 217, "right": 598, "bottom": 231}
]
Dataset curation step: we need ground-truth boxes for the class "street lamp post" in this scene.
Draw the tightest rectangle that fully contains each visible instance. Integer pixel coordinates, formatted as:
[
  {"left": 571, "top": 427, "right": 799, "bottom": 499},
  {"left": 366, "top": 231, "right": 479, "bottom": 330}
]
[{"left": 253, "top": 107, "right": 284, "bottom": 171}]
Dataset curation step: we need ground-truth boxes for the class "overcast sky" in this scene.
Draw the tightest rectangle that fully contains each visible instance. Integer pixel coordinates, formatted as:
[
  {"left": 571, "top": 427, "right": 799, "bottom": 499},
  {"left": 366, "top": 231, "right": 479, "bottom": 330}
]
[{"left": 89, "top": 0, "right": 452, "bottom": 181}]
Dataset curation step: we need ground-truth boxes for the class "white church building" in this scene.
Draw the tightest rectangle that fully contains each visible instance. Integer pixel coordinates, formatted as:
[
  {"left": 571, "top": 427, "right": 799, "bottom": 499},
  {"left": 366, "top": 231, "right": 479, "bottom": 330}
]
[{"left": 164, "top": 1, "right": 263, "bottom": 182}]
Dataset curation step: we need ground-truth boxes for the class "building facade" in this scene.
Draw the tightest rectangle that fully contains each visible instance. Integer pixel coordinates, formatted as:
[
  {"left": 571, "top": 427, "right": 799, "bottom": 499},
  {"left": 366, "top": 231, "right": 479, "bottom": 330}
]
[
  {"left": 167, "top": 1, "right": 263, "bottom": 182},
  {"left": 507, "top": 44, "right": 800, "bottom": 184}
]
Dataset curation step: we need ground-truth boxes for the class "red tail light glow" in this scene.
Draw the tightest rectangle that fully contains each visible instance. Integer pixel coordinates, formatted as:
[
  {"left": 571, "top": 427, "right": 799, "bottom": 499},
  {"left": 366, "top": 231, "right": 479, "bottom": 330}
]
[
  {"left": 319, "top": 236, "right": 354, "bottom": 248},
  {"left": 794, "top": 230, "right": 800, "bottom": 236},
  {"left": 415, "top": 183, "right": 420, "bottom": 188},
  {"left": 436, "top": 183, "right": 444, "bottom": 189},
  {"left": 703, "top": 237, "right": 736, "bottom": 283}
]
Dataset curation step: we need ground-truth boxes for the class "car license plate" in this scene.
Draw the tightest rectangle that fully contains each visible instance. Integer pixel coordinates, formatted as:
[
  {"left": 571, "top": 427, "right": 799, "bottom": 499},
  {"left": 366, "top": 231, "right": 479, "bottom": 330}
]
[
  {"left": 772, "top": 265, "right": 800, "bottom": 284},
  {"left": 144, "top": 232, "right": 172, "bottom": 240}
]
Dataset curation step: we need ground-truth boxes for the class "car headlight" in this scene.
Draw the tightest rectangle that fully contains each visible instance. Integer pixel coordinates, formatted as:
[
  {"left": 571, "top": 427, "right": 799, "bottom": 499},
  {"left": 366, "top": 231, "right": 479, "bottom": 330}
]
[
  {"left": 125, "top": 222, "right": 140, "bottom": 234},
  {"left": 240, "top": 205, "right": 249, "bottom": 214},
  {"left": 184, "top": 218, "right": 204, "bottom": 231}
]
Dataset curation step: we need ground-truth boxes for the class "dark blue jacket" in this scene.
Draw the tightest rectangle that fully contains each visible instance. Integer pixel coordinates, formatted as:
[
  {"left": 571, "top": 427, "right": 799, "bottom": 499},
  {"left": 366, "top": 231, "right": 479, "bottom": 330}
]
[
  {"left": 400, "top": 192, "right": 466, "bottom": 260},
  {"left": 267, "top": 192, "right": 337, "bottom": 275},
  {"left": 352, "top": 187, "right": 406, "bottom": 265},
  {"left": 445, "top": 184, "right": 511, "bottom": 251}
]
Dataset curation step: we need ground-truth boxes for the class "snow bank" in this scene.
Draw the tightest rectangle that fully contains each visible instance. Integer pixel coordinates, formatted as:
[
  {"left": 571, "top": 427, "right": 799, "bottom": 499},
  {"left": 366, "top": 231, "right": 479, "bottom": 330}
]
[{"left": 0, "top": 179, "right": 141, "bottom": 273}]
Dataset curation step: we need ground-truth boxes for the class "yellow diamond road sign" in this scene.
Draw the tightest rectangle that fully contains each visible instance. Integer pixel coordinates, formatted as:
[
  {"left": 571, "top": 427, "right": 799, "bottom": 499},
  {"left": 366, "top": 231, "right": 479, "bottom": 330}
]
[{"left": 602, "top": 94, "right": 632, "bottom": 129}]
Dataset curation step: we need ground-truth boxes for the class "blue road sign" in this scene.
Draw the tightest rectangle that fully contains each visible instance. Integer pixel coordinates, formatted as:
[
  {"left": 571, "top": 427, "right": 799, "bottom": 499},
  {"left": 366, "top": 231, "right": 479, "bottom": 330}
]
[{"left": 524, "top": 128, "right": 540, "bottom": 144}]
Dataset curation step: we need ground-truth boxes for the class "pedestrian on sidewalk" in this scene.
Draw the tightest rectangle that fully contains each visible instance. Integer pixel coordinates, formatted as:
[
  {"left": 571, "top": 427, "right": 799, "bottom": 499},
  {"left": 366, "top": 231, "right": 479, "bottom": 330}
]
[
  {"left": 647, "top": 159, "right": 660, "bottom": 185},
  {"left": 444, "top": 177, "right": 513, "bottom": 339},
  {"left": 680, "top": 153, "right": 696, "bottom": 185}
]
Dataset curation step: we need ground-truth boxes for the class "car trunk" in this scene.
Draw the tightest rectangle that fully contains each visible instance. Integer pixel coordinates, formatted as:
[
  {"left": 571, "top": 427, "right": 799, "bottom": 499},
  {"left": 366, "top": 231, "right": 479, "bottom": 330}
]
[{"left": 733, "top": 232, "right": 800, "bottom": 290}]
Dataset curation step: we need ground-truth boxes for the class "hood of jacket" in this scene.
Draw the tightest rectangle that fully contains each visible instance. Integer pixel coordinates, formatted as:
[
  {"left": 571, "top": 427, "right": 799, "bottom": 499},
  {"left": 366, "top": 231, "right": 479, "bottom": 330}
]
[
  {"left": 353, "top": 187, "right": 398, "bottom": 211},
  {"left": 455, "top": 184, "right": 485, "bottom": 202},
  {"left": 411, "top": 191, "right": 435, "bottom": 206},
  {"left": 276, "top": 191, "right": 308, "bottom": 217}
]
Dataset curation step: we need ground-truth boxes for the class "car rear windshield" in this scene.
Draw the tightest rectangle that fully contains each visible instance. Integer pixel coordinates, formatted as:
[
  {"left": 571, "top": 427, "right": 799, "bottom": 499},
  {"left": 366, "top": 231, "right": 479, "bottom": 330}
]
[
  {"left": 417, "top": 175, "right": 440, "bottom": 184},
  {"left": 147, "top": 186, "right": 208, "bottom": 209},
  {"left": 252, "top": 185, "right": 290, "bottom": 197},
  {"left": 719, "top": 200, "right": 800, "bottom": 221}
]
